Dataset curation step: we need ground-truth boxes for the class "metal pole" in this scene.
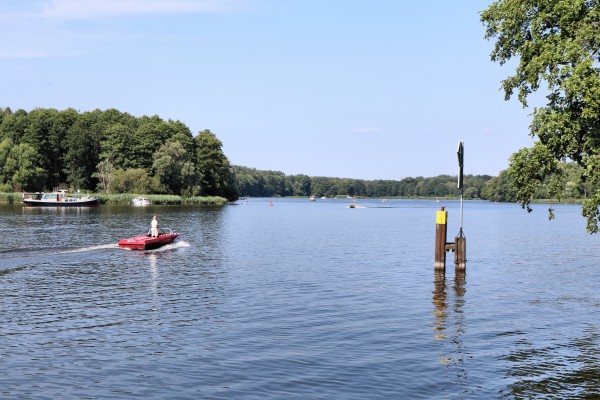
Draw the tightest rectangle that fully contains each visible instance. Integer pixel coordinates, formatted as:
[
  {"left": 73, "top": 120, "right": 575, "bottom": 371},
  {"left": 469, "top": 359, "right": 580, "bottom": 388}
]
[
  {"left": 459, "top": 187, "right": 464, "bottom": 237},
  {"left": 455, "top": 141, "right": 466, "bottom": 269},
  {"left": 457, "top": 141, "right": 464, "bottom": 238}
]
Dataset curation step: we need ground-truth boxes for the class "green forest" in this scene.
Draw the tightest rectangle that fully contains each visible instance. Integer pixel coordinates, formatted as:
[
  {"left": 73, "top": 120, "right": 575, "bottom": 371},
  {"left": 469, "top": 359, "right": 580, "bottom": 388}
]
[
  {"left": 1, "top": 107, "right": 596, "bottom": 204},
  {"left": 0, "top": 107, "right": 238, "bottom": 201}
]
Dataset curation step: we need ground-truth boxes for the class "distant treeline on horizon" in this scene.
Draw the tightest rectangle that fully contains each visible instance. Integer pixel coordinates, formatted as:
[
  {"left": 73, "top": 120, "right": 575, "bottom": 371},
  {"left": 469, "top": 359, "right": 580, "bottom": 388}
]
[
  {"left": 233, "top": 165, "right": 493, "bottom": 199},
  {"left": 234, "top": 161, "right": 596, "bottom": 202}
]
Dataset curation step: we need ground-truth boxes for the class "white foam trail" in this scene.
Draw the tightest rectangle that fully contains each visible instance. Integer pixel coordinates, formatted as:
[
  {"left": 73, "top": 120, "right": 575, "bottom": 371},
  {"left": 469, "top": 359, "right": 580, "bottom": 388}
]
[
  {"left": 148, "top": 241, "right": 191, "bottom": 252},
  {"left": 59, "top": 244, "right": 119, "bottom": 254}
]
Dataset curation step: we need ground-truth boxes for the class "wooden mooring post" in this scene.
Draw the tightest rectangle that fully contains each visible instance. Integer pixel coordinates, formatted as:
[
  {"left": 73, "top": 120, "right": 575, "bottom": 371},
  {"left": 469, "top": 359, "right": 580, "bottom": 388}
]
[
  {"left": 434, "top": 206, "right": 466, "bottom": 271},
  {"left": 434, "top": 141, "right": 468, "bottom": 272},
  {"left": 434, "top": 207, "right": 449, "bottom": 271},
  {"left": 455, "top": 235, "right": 466, "bottom": 270}
]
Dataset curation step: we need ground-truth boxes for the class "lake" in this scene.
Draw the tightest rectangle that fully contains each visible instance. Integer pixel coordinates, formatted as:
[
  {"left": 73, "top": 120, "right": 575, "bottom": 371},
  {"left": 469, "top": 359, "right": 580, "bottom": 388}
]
[{"left": 1, "top": 198, "right": 599, "bottom": 399}]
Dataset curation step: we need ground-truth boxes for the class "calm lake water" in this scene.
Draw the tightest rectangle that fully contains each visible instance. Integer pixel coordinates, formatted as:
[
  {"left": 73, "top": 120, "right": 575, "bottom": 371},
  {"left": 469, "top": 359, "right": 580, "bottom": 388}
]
[{"left": 1, "top": 198, "right": 599, "bottom": 399}]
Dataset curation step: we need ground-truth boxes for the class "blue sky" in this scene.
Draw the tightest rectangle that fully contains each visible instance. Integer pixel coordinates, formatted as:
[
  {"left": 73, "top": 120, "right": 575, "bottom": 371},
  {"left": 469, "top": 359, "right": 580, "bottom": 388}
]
[{"left": 0, "top": 0, "right": 535, "bottom": 180}]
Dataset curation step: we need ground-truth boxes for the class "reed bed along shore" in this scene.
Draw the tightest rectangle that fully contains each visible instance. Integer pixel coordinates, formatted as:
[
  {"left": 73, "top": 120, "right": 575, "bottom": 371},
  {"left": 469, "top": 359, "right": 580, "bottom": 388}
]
[
  {"left": 0, "top": 193, "right": 228, "bottom": 206},
  {"left": 101, "top": 194, "right": 228, "bottom": 205},
  {"left": 0, "top": 192, "right": 23, "bottom": 203}
]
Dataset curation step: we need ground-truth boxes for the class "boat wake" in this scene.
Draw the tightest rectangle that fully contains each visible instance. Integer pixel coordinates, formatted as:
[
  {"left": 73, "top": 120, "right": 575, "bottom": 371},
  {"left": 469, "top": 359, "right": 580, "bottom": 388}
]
[
  {"left": 146, "top": 241, "right": 191, "bottom": 252},
  {"left": 0, "top": 243, "right": 120, "bottom": 272},
  {"left": 58, "top": 243, "right": 120, "bottom": 254},
  {"left": 1, "top": 242, "right": 189, "bottom": 267},
  {"left": 0, "top": 243, "right": 119, "bottom": 260},
  {"left": 118, "top": 240, "right": 190, "bottom": 252}
]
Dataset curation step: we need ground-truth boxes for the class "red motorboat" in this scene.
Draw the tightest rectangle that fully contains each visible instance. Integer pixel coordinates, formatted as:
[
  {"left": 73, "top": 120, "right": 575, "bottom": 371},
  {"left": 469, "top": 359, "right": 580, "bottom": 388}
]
[{"left": 118, "top": 228, "right": 179, "bottom": 250}]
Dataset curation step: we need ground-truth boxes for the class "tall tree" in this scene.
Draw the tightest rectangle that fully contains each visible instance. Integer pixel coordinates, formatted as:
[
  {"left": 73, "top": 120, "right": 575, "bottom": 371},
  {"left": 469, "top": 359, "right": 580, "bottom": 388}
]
[
  {"left": 23, "top": 108, "right": 78, "bottom": 189},
  {"left": 5, "top": 142, "right": 46, "bottom": 191},
  {"left": 482, "top": 0, "right": 600, "bottom": 232},
  {"left": 133, "top": 117, "right": 174, "bottom": 172},
  {"left": 152, "top": 141, "right": 194, "bottom": 195},
  {"left": 100, "top": 123, "right": 137, "bottom": 170},
  {"left": 0, "top": 109, "right": 28, "bottom": 144},
  {"left": 64, "top": 112, "right": 103, "bottom": 190},
  {"left": 195, "top": 130, "right": 239, "bottom": 200},
  {"left": 47, "top": 108, "right": 79, "bottom": 187},
  {"left": 165, "top": 120, "right": 195, "bottom": 156},
  {"left": 0, "top": 138, "right": 12, "bottom": 185},
  {"left": 94, "top": 159, "right": 116, "bottom": 193}
]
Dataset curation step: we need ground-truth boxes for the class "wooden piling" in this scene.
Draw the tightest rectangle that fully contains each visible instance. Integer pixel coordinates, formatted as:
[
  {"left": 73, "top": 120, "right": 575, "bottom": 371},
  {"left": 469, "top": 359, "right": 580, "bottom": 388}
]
[
  {"left": 434, "top": 207, "right": 448, "bottom": 271},
  {"left": 455, "top": 236, "right": 466, "bottom": 270}
]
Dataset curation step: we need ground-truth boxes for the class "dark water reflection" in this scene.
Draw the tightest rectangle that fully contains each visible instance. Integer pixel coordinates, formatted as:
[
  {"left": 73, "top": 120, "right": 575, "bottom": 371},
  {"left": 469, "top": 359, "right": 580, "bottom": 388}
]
[
  {"left": 1, "top": 199, "right": 600, "bottom": 398},
  {"left": 433, "top": 271, "right": 469, "bottom": 397}
]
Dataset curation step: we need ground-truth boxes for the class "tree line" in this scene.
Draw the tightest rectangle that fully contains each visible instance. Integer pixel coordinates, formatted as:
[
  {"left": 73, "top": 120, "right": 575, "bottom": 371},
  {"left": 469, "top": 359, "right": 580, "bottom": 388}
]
[
  {"left": 2, "top": 107, "right": 595, "bottom": 205},
  {"left": 234, "top": 165, "right": 493, "bottom": 198},
  {"left": 0, "top": 107, "right": 238, "bottom": 201},
  {"left": 234, "top": 163, "right": 598, "bottom": 202}
]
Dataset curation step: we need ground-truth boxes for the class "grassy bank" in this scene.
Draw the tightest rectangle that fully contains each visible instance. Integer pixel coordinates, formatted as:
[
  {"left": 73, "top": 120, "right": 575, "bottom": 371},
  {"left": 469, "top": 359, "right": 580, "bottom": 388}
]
[
  {"left": 0, "top": 193, "right": 23, "bottom": 203},
  {"left": 0, "top": 192, "right": 228, "bottom": 206},
  {"left": 102, "top": 194, "right": 228, "bottom": 205}
]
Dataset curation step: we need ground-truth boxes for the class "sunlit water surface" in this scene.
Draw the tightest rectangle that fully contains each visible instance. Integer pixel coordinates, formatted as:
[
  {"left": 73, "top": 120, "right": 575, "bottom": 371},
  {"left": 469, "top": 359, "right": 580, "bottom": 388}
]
[{"left": 1, "top": 198, "right": 599, "bottom": 399}]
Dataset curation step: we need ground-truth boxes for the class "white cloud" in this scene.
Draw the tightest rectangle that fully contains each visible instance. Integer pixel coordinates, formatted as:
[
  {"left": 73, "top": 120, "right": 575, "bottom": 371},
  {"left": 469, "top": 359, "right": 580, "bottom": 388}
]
[
  {"left": 41, "top": 0, "right": 242, "bottom": 19},
  {"left": 0, "top": 0, "right": 246, "bottom": 59},
  {"left": 0, "top": 13, "right": 97, "bottom": 60}
]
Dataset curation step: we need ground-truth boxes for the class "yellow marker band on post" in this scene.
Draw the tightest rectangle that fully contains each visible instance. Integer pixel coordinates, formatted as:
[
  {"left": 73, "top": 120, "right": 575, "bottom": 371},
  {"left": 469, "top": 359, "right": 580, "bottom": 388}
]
[{"left": 436, "top": 210, "right": 447, "bottom": 225}]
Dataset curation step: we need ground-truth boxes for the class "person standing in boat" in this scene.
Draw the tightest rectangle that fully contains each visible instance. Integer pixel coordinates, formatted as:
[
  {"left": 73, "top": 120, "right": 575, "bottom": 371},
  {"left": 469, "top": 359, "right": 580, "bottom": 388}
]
[{"left": 151, "top": 215, "right": 159, "bottom": 237}]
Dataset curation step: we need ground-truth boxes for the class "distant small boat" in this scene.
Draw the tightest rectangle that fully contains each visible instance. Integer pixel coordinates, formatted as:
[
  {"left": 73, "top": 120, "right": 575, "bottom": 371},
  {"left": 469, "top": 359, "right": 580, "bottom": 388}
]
[
  {"left": 309, "top": 196, "right": 316, "bottom": 201},
  {"left": 22, "top": 190, "right": 99, "bottom": 207},
  {"left": 118, "top": 228, "right": 179, "bottom": 250},
  {"left": 347, "top": 204, "right": 365, "bottom": 209},
  {"left": 132, "top": 197, "right": 150, "bottom": 206}
]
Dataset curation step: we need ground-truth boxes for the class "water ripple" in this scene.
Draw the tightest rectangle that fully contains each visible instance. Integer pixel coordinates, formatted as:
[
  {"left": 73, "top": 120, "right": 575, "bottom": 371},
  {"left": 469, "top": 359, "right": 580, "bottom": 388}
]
[{"left": 1, "top": 201, "right": 600, "bottom": 398}]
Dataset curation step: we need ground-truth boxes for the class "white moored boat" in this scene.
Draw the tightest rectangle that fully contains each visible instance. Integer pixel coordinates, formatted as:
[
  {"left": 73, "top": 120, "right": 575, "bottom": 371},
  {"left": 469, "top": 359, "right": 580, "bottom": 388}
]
[{"left": 131, "top": 197, "right": 150, "bottom": 206}]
